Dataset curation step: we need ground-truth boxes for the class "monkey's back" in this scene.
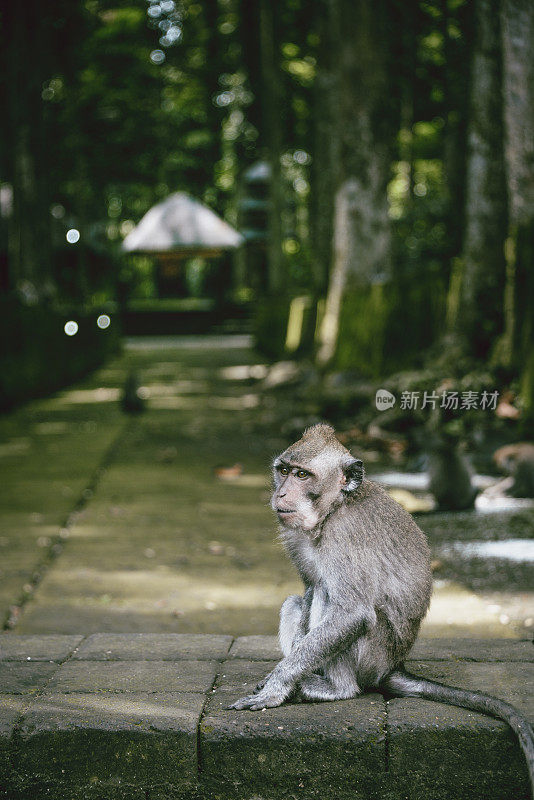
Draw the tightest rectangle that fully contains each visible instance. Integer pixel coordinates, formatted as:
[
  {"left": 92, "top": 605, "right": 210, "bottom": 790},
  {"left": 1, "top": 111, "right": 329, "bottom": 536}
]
[{"left": 342, "top": 480, "right": 433, "bottom": 659}]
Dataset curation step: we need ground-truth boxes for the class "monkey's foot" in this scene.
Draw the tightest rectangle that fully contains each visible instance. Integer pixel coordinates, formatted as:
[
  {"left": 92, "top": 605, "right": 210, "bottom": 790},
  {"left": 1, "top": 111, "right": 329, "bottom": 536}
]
[
  {"left": 228, "top": 682, "right": 291, "bottom": 710},
  {"left": 228, "top": 693, "right": 285, "bottom": 710}
]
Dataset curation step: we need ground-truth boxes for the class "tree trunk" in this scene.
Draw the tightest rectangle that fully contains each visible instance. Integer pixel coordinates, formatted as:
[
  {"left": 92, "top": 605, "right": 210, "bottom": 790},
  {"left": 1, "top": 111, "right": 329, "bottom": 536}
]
[
  {"left": 310, "top": 0, "right": 337, "bottom": 294},
  {"left": 442, "top": 0, "right": 472, "bottom": 265},
  {"left": 4, "top": 0, "right": 53, "bottom": 303},
  {"left": 448, "top": 0, "right": 507, "bottom": 358},
  {"left": 259, "top": 0, "right": 284, "bottom": 294},
  {"left": 317, "top": 0, "right": 392, "bottom": 368},
  {"left": 501, "top": 0, "right": 534, "bottom": 423},
  {"left": 202, "top": 0, "right": 224, "bottom": 197}
]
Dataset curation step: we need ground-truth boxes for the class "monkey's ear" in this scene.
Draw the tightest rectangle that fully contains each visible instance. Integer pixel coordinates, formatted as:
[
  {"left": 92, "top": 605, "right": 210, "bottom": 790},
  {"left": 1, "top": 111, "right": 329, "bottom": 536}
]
[{"left": 341, "top": 458, "right": 364, "bottom": 493}]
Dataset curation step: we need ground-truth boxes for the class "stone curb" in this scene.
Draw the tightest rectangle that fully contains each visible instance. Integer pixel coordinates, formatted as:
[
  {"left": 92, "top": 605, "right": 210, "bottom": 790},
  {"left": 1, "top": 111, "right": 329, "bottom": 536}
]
[{"left": 0, "top": 634, "right": 532, "bottom": 799}]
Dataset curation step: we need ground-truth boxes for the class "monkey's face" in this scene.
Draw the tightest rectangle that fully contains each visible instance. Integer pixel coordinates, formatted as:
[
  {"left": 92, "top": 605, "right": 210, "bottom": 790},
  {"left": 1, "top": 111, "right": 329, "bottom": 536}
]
[
  {"left": 271, "top": 424, "right": 364, "bottom": 531},
  {"left": 271, "top": 461, "right": 326, "bottom": 530}
]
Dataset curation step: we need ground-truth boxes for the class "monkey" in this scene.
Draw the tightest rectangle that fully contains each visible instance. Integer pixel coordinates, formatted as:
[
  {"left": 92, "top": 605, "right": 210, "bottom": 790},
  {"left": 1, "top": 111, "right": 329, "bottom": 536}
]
[
  {"left": 229, "top": 424, "right": 534, "bottom": 793},
  {"left": 121, "top": 371, "right": 145, "bottom": 415},
  {"left": 493, "top": 443, "right": 534, "bottom": 499},
  {"left": 427, "top": 432, "right": 478, "bottom": 511}
]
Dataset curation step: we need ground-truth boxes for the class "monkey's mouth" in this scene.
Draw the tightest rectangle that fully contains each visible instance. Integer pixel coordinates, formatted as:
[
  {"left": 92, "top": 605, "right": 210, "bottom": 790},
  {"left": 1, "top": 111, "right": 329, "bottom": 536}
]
[{"left": 276, "top": 507, "right": 296, "bottom": 515}]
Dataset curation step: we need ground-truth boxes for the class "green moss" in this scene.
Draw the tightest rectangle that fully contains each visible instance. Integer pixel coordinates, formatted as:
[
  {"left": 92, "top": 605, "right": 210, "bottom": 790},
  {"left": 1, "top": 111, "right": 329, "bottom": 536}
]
[
  {"left": 253, "top": 295, "right": 317, "bottom": 360},
  {"left": 332, "top": 276, "right": 446, "bottom": 376},
  {"left": 0, "top": 299, "right": 121, "bottom": 411},
  {"left": 334, "top": 285, "right": 388, "bottom": 376}
]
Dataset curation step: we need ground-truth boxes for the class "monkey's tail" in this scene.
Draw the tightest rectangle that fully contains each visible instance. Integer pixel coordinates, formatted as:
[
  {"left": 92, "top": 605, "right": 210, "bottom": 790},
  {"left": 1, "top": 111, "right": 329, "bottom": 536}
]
[{"left": 381, "top": 669, "right": 534, "bottom": 795}]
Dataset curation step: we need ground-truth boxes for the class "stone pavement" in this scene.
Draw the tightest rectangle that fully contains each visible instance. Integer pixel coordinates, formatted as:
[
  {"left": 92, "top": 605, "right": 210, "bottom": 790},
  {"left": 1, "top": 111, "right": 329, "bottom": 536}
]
[
  {"left": 0, "top": 634, "right": 532, "bottom": 799},
  {"left": 0, "top": 336, "right": 298, "bottom": 635},
  {"left": 1, "top": 334, "right": 533, "bottom": 639}
]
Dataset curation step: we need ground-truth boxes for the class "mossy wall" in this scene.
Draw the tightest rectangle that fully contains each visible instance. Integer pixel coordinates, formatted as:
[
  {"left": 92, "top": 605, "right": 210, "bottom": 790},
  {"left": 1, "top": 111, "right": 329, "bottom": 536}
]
[
  {"left": 332, "top": 276, "right": 446, "bottom": 376},
  {"left": 0, "top": 299, "right": 121, "bottom": 411}
]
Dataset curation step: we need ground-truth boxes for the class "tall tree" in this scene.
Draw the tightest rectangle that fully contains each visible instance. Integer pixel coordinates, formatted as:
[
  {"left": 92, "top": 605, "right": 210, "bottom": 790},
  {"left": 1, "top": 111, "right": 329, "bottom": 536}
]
[
  {"left": 441, "top": 0, "right": 472, "bottom": 263},
  {"left": 2, "top": 0, "right": 58, "bottom": 302},
  {"left": 238, "top": 0, "right": 284, "bottom": 294},
  {"left": 447, "top": 0, "right": 507, "bottom": 358},
  {"left": 310, "top": 0, "right": 337, "bottom": 295},
  {"left": 501, "top": 0, "right": 534, "bottom": 422},
  {"left": 316, "top": 0, "right": 393, "bottom": 368},
  {"left": 259, "top": 0, "right": 284, "bottom": 293}
]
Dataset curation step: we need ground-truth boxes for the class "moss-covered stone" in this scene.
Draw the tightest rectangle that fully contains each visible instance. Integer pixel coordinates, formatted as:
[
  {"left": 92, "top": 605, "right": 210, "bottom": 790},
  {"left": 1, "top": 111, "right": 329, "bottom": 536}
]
[
  {"left": 332, "top": 277, "right": 446, "bottom": 376},
  {"left": 387, "top": 697, "right": 531, "bottom": 800},
  {"left": 13, "top": 692, "right": 204, "bottom": 787},
  {"left": 200, "top": 689, "right": 387, "bottom": 800}
]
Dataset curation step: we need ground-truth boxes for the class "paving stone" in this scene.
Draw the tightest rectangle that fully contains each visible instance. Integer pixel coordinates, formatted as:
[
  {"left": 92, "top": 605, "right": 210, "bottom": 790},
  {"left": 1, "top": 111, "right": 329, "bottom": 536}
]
[
  {"left": 0, "top": 695, "right": 29, "bottom": 780},
  {"left": 46, "top": 660, "right": 217, "bottom": 693},
  {"left": 387, "top": 697, "right": 531, "bottom": 800},
  {"left": 0, "top": 662, "right": 59, "bottom": 693},
  {"left": 213, "top": 659, "right": 278, "bottom": 694},
  {"left": 404, "top": 659, "right": 534, "bottom": 700},
  {"left": 0, "top": 572, "right": 33, "bottom": 615},
  {"left": 227, "top": 635, "right": 282, "bottom": 660},
  {"left": 200, "top": 673, "right": 387, "bottom": 800},
  {"left": 409, "top": 637, "right": 534, "bottom": 662},
  {"left": 13, "top": 692, "right": 205, "bottom": 788},
  {"left": 3, "top": 786, "right": 148, "bottom": 800},
  {"left": 4, "top": 786, "right": 148, "bottom": 800},
  {"left": 0, "top": 634, "right": 84, "bottom": 662},
  {"left": 147, "top": 789, "right": 201, "bottom": 800},
  {"left": 73, "top": 633, "right": 232, "bottom": 661}
]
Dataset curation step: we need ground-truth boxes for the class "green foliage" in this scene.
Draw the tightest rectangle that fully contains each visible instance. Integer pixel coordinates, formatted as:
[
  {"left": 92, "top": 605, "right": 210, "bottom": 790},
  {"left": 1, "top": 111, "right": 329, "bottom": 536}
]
[
  {"left": 0, "top": 298, "right": 121, "bottom": 411},
  {"left": 390, "top": 159, "right": 451, "bottom": 282},
  {"left": 6, "top": 0, "right": 527, "bottom": 405}
]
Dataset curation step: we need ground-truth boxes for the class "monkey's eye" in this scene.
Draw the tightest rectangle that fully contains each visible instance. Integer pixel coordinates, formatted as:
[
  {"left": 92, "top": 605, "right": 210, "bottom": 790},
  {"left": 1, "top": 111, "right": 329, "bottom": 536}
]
[
  {"left": 279, "top": 466, "right": 290, "bottom": 476},
  {"left": 296, "top": 469, "right": 309, "bottom": 479}
]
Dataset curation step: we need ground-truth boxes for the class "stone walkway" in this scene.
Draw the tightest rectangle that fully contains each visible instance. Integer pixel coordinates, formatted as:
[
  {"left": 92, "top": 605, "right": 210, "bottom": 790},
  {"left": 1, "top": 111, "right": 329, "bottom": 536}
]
[
  {"left": 0, "top": 634, "right": 532, "bottom": 799},
  {"left": 0, "top": 335, "right": 533, "bottom": 637},
  {"left": 0, "top": 336, "right": 298, "bottom": 635}
]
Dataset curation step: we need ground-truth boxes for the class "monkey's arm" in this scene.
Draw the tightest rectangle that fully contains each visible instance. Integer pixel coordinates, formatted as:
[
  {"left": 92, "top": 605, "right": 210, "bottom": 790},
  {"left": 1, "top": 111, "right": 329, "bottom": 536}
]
[
  {"left": 254, "top": 586, "right": 314, "bottom": 693},
  {"left": 229, "top": 604, "right": 371, "bottom": 710},
  {"left": 289, "top": 585, "right": 313, "bottom": 646}
]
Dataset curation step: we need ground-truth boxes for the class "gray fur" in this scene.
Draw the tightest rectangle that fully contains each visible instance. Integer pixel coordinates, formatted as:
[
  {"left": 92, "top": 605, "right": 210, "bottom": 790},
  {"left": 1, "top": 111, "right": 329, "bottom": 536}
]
[
  {"left": 494, "top": 442, "right": 534, "bottom": 498},
  {"left": 229, "top": 424, "right": 534, "bottom": 795},
  {"left": 230, "top": 423, "right": 431, "bottom": 706}
]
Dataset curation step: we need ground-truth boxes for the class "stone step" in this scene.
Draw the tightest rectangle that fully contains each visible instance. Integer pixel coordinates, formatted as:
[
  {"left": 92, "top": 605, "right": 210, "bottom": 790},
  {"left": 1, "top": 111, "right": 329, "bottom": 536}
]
[{"left": 0, "top": 634, "right": 532, "bottom": 799}]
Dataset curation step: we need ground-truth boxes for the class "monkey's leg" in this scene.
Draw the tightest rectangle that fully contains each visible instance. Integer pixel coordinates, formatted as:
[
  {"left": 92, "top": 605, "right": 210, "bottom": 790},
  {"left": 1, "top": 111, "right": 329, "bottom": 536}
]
[
  {"left": 300, "top": 656, "right": 361, "bottom": 701},
  {"left": 254, "top": 594, "right": 308, "bottom": 693},
  {"left": 279, "top": 594, "right": 305, "bottom": 656},
  {"left": 230, "top": 606, "right": 370, "bottom": 710}
]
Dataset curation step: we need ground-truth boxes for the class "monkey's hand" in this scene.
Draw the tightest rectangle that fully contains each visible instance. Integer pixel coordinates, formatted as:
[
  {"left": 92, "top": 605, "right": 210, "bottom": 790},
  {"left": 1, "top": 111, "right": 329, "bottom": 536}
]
[
  {"left": 228, "top": 675, "right": 292, "bottom": 710},
  {"left": 254, "top": 669, "right": 274, "bottom": 692}
]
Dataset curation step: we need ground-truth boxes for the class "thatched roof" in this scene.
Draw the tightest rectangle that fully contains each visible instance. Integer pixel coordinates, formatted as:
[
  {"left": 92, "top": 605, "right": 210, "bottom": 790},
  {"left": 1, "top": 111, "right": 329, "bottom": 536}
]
[{"left": 122, "top": 192, "right": 244, "bottom": 254}]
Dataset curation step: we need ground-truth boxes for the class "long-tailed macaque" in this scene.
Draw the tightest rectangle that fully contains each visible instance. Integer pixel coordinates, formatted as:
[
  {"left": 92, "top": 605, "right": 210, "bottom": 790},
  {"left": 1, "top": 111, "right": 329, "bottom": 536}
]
[
  {"left": 493, "top": 442, "right": 534, "bottom": 498},
  {"left": 230, "top": 424, "right": 534, "bottom": 794}
]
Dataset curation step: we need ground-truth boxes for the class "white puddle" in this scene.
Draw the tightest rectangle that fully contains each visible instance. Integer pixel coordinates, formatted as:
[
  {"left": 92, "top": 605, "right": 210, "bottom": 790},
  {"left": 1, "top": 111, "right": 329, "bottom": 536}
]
[
  {"left": 372, "top": 472, "right": 429, "bottom": 490},
  {"left": 372, "top": 471, "right": 534, "bottom": 513},
  {"left": 475, "top": 494, "right": 534, "bottom": 512},
  {"left": 442, "top": 539, "right": 534, "bottom": 562}
]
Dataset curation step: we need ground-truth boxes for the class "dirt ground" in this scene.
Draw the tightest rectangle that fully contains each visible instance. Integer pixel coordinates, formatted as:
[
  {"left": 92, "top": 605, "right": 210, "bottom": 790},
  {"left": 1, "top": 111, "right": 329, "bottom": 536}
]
[{"left": 1, "top": 335, "right": 532, "bottom": 639}]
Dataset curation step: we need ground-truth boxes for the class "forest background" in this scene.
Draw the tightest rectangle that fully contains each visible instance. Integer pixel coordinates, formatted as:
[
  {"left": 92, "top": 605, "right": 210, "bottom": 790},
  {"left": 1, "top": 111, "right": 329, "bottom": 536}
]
[{"left": 1, "top": 0, "right": 533, "bottom": 427}]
